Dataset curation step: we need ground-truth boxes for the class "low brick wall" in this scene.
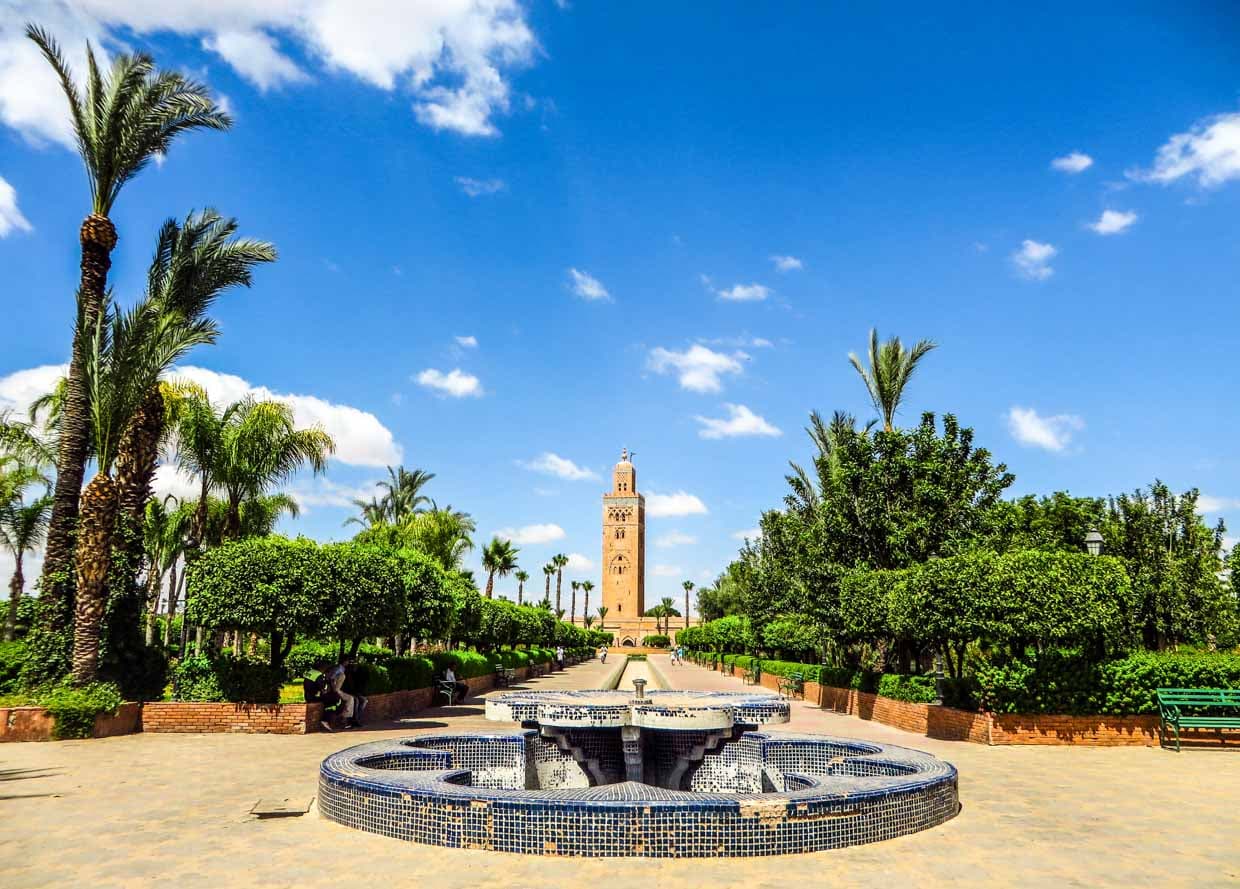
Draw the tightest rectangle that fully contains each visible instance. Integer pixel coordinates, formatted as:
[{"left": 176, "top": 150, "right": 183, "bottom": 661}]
[
  {"left": 0, "top": 702, "right": 142, "bottom": 742},
  {"left": 143, "top": 701, "right": 324, "bottom": 734},
  {"left": 987, "top": 713, "right": 1161, "bottom": 746}
]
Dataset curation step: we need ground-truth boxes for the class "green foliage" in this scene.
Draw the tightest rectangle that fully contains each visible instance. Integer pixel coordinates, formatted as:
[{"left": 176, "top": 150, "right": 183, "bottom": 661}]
[
  {"left": 642, "top": 634, "right": 670, "bottom": 648},
  {"left": 171, "top": 654, "right": 283, "bottom": 703},
  {"left": 761, "top": 614, "right": 822, "bottom": 660},
  {"left": 385, "top": 656, "right": 436, "bottom": 691},
  {"left": 876, "top": 673, "right": 938, "bottom": 704},
  {"left": 318, "top": 542, "right": 406, "bottom": 645},
  {"left": 394, "top": 549, "right": 456, "bottom": 640},
  {"left": 0, "top": 640, "right": 26, "bottom": 693},
  {"left": 41, "top": 681, "right": 123, "bottom": 740}
]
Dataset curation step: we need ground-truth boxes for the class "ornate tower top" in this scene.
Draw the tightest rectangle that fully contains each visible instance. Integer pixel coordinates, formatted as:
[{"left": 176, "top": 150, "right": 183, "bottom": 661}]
[{"left": 612, "top": 447, "right": 637, "bottom": 495}]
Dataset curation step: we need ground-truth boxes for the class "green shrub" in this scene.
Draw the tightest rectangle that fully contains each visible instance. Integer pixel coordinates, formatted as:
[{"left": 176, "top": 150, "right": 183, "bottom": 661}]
[
  {"left": 172, "top": 654, "right": 283, "bottom": 703},
  {"left": 761, "top": 614, "right": 822, "bottom": 661},
  {"left": 386, "top": 656, "right": 436, "bottom": 691},
  {"left": 877, "top": 673, "right": 938, "bottom": 704},
  {"left": 0, "top": 640, "right": 25, "bottom": 693},
  {"left": 642, "top": 634, "right": 670, "bottom": 648},
  {"left": 42, "top": 682, "right": 123, "bottom": 740},
  {"left": 431, "top": 650, "right": 492, "bottom": 679}
]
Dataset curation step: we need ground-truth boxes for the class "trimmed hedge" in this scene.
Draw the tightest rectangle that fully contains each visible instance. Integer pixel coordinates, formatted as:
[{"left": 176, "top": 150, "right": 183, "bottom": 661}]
[
  {"left": 171, "top": 654, "right": 284, "bottom": 703},
  {"left": 0, "top": 640, "right": 25, "bottom": 693}
]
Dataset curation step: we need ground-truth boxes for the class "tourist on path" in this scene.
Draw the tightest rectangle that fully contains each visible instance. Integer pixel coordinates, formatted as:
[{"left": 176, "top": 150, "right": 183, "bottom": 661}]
[
  {"left": 328, "top": 658, "right": 356, "bottom": 728},
  {"left": 443, "top": 665, "right": 468, "bottom": 704}
]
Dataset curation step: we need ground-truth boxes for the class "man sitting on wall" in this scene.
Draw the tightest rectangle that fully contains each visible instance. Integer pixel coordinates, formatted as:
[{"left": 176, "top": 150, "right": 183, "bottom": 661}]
[
  {"left": 305, "top": 659, "right": 343, "bottom": 732},
  {"left": 442, "top": 665, "right": 468, "bottom": 704}
]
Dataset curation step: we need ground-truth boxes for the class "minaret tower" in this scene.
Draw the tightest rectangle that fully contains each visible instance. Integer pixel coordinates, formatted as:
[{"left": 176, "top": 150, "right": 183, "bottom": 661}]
[{"left": 602, "top": 447, "right": 645, "bottom": 620}]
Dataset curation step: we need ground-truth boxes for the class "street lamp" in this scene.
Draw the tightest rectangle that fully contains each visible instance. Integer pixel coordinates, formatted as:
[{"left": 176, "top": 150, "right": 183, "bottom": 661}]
[{"left": 1084, "top": 528, "right": 1104, "bottom": 556}]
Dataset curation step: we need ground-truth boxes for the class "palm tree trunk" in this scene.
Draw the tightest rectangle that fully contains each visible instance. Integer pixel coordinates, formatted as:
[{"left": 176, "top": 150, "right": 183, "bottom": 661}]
[
  {"left": 555, "top": 571, "right": 563, "bottom": 615},
  {"left": 143, "top": 566, "right": 160, "bottom": 646},
  {"left": 517, "top": 580, "right": 524, "bottom": 605},
  {"left": 71, "top": 472, "right": 119, "bottom": 684},
  {"left": 544, "top": 575, "right": 551, "bottom": 602},
  {"left": 115, "top": 387, "right": 164, "bottom": 605},
  {"left": 485, "top": 570, "right": 495, "bottom": 598},
  {"left": 570, "top": 587, "right": 576, "bottom": 624},
  {"left": 583, "top": 589, "right": 589, "bottom": 626},
  {"left": 6, "top": 556, "right": 23, "bottom": 642},
  {"left": 224, "top": 494, "right": 242, "bottom": 541},
  {"left": 40, "top": 215, "right": 117, "bottom": 641},
  {"left": 163, "top": 561, "right": 179, "bottom": 648}
]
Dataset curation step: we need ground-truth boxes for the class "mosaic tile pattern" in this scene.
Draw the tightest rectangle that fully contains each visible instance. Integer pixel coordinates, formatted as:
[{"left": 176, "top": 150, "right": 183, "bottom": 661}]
[
  {"left": 319, "top": 729, "right": 959, "bottom": 857},
  {"left": 485, "top": 688, "right": 791, "bottom": 731}
]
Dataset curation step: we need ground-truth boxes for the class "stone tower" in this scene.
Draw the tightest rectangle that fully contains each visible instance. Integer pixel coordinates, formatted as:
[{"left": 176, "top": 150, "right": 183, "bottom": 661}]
[{"left": 602, "top": 447, "right": 645, "bottom": 621}]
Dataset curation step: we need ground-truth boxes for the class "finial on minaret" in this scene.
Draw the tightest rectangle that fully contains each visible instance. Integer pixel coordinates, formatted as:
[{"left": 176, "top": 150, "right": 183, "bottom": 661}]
[{"left": 621, "top": 447, "right": 628, "bottom": 462}]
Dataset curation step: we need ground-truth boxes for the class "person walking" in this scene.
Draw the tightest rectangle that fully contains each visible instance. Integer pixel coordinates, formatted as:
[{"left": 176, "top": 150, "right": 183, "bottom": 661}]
[
  {"left": 555, "top": 645, "right": 565, "bottom": 670},
  {"left": 328, "top": 657, "right": 356, "bottom": 728}
]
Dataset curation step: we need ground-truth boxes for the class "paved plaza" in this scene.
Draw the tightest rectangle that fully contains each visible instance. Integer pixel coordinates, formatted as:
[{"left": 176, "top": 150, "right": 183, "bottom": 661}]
[{"left": 1, "top": 656, "right": 1237, "bottom": 888}]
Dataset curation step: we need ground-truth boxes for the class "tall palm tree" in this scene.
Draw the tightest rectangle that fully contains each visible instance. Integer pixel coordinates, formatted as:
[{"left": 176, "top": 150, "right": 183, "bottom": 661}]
[
  {"left": 682, "top": 580, "right": 694, "bottom": 630},
  {"left": 0, "top": 476, "right": 51, "bottom": 641},
  {"left": 570, "top": 580, "right": 580, "bottom": 623},
  {"left": 72, "top": 266, "right": 222, "bottom": 682},
  {"left": 376, "top": 466, "right": 435, "bottom": 522},
  {"left": 581, "top": 580, "right": 594, "bottom": 626},
  {"left": 27, "top": 25, "right": 229, "bottom": 626},
  {"left": 140, "top": 495, "right": 191, "bottom": 646},
  {"left": 596, "top": 605, "right": 608, "bottom": 633},
  {"left": 848, "top": 328, "right": 937, "bottom": 432},
  {"left": 213, "top": 398, "right": 333, "bottom": 540},
  {"left": 514, "top": 569, "right": 529, "bottom": 605},
  {"left": 344, "top": 495, "right": 386, "bottom": 529},
  {"left": 542, "top": 563, "right": 555, "bottom": 605},
  {"left": 172, "top": 389, "right": 224, "bottom": 557},
  {"left": 583, "top": 615, "right": 594, "bottom": 629},
  {"left": 552, "top": 553, "right": 569, "bottom": 615},
  {"left": 481, "top": 536, "right": 519, "bottom": 598}
]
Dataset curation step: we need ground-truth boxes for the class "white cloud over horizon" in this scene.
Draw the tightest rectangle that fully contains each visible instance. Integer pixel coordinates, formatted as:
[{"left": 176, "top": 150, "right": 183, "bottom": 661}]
[
  {"left": 770, "top": 255, "right": 803, "bottom": 272},
  {"left": 712, "top": 282, "right": 771, "bottom": 302},
  {"left": 645, "top": 491, "right": 708, "bottom": 518},
  {"left": 1197, "top": 495, "right": 1240, "bottom": 514},
  {"left": 518, "top": 452, "right": 599, "bottom": 481},
  {"left": 1012, "top": 239, "right": 1057, "bottom": 280},
  {"left": 568, "top": 268, "right": 610, "bottom": 301},
  {"left": 732, "top": 527, "right": 761, "bottom": 542},
  {"left": 694, "top": 403, "right": 782, "bottom": 439},
  {"left": 1089, "top": 209, "right": 1138, "bottom": 235},
  {"left": 1051, "top": 151, "right": 1094, "bottom": 173},
  {"left": 1006, "top": 406, "right": 1084, "bottom": 452},
  {"left": 655, "top": 530, "right": 697, "bottom": 548},
  {"left": 0, "top": 175, "right": 31, "bottom": 237},
  {"left": 0, "top": 2, "right": 538, "bottom": 145},
  {"left": 1131, "top": 110, "right": 1240, "bottom": 188},
  {"left": 416, "top": 367, "right": 483, "bottom": 398},
  {"left": 565, "top": 552, "right": 594, "bottom": 571},
  {"left": 494, "top": 523, "right": 566, "bottom": 545},
  {"left": 647, "top": 345, "right": 746, "bottom": 393}
]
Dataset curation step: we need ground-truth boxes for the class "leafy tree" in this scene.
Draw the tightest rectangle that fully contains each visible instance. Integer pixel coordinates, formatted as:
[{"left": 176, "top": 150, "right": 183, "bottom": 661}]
[
  {"left": 695, "top": 566, "right": 747, "bottom": 622},
  {"left": 318, "top": 543, "right": 405, "bottom": 658},
  {"left": 27, "top": 25, "right": 229, "bottom": 636},
  {"left": 393, "top": 549, "right": 454, "bottom": 642},
  {"left": 848, "top": 327, "right": 936, "bottom": 432},
  {"left": 354, "top": 507, "right": 475, "bottom": 570},
  {"left": 481, "top": 536, "right": 519, "bottom": 598},
  {"left": 984, "top": 492, "right": 1107, "bottom": 553}
]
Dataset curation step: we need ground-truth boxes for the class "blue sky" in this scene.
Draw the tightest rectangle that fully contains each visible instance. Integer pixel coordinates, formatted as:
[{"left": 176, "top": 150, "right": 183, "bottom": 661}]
[{"left": 2, "top": 2, "right": 1239, "bottom": 604}]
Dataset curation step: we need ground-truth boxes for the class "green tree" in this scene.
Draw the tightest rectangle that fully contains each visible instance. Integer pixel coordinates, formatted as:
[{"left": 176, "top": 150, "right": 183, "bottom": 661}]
[
  {"left": 596, "top": 604, "right": 609, "bottom": 633},
  {"left": 481, "top": 536, "right": 519, "bottom": 599},
  {"left": 27, "top": 25, "right": 229, "bottom": 635},
  {"left": 542, "top": 562, "right": 555, "bottom": 606},
  {"left": 848, "top": 328, "right": 936, "bottom": 432},
  {"left": 570, "top": 580, "right": 580, "bottom": 623},
  {"left": 581, "top": 580, "right": 594, "bottom": 626},
  {"left": 376, "top": 466, "right": 435, "bottom": 521},
  {"left": 552, "top": 553, "right": 568, "bottom": 615},
  {"left": 0, "top": 477, "right": 51, "bottom": 641},
  {"left": 514, "top": 569, "right": 529, "bottom": 605},
  {"left": 682, "top": 580, "right": 694, "bottom": 629}
]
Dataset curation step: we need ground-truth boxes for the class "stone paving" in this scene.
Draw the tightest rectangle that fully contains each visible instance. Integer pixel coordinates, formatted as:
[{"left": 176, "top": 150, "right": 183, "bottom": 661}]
[{"left": 0, "top": 654, "right": 1237, "bottom": 888}]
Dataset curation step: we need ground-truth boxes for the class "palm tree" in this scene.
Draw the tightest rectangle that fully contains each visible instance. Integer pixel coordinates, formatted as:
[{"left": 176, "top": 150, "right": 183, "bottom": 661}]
[
  {"left": 140, "top": 495, "right": 191, "bottom": 646},
  {"left": 848, "top": 328, "right": 937, "bottom": 432},
  {"left": 570, "top": 580, "right": 580, "bottom": 623},
  {"left": 596, "top": 605, "right": 608, "bottom": 633},
  {"left": 27, "top": 25, "right": 229, "bottom": 626},
  {"left": 344, "top": 495, "right": 386, "bottom": 529},
  {"left": 682, "top": 580, "right": 694, "bottom": 630},
  {"left": 72, "top": 263, "right": 223, "bottom": 682},
  {"left": 481, "top": 536, "right": 519, "bottom": 598},
  {"left": 552, "top": 553, "right": 569, "bottom": 615},
  {"left": 583, "top": 615, "right": 594, "bottom": 629},
  {"left": 172, "top": 389, "right": 225, "bottom": 557},
  {"left": 212, "top": 398, "right": 333, "bottom": 540},
  {"left": 581, "top": 580, "right": 594, "bottom": 627},
  {"left": 514, "top": 570, "right": 529, "bottom": 605},
  {"left": 376, "top": 466, "right": 435, "bottom": 522},
  {"left": 0, "top": 476, "right": 51, "bottom": 641},
  {"left": 542, "top": 563, "right": 555, "bottom": 605}
]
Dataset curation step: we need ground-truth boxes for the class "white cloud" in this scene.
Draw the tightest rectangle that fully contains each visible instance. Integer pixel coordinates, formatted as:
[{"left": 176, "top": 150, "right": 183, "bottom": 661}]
[
  {"left": 694, "top": 403, "right": 782, "bottom": 439},
  {"left": 652, "top": 564, "right": 682, "bottom": 578},
  {"left": 645, "top": 491, "right": 708, "bottom": 518},
  {"left": 564, "top": 553, "right": 594, "bottom": 571},
  {"left": 1088, "top": 209, "right": 1138, "bottom": 235},
  {"left": 568, "top": 268, "right": 610, "bottom": 301},
  {"left": 0, "top": 175, "right": 31, "bottom": 236},
  {"left": 455, "top": 335, "right": 478, "bottom": 348},
  {"left": 455, "top": 176, "right": 506, "bottom": 197},
  {"left": 647, "top": 345, "right": 746, "bottom": 393},
  {"left": 1006, "top": 406, "right": 1084, "bottom": 452},
  {"left": 0, "top": 364, "right": 65, "bottom": 422},
  {"left": 202, "top": 29, "right": 308, "bottom": 91},
  {"left": 495, "top": 523, "right": 566, "bottom": 544},
  {"left": 1197, "top": 495, "right": 1240, "bottom": 514},
  {"left": 770, "top": 255, "right": 803, "bottom": 272},
  {"left": 1131, "top": 111, "right": 1240, "bottom": 187},
  {"left": 0, "top": 2, "right": 537, "bottom": 145},
  {"left": 170, "top": 366, "right": 402, "bottom": 466},
  {"left": 0, "top": 548, "right": 42, "bottom": 602},
  {"left": 732, "top": 528, "right": 762, "bottom": 542},
  {"left": 714, "top": 282, "right": 770, "bottom": 302},
  {"left": 655, "top": 531, "right": 696, "bottom": 548},
  {"left": 151, "top": 464, "right": 202, "bottom": 503},
  {"left": 1011, "top": 240, "right": 1057, "bottom": 280},
  {"left": 700, "top": 335, "right": 772, "bottom": 349},
  {"left": 518, "top": 452, "right": 599, "bottom": 481},
  {"left": 1051, "top": 152, "right": 1094, "bottom": 173},
  {"left": 286, "top": 477, "right": 381, "bottom": 512},
  {"left": 415, "top": 368, "right": 483, "bottom": 398}
]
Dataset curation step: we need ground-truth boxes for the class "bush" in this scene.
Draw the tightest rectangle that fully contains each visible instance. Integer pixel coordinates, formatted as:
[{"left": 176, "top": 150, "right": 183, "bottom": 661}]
[
  {"left": 0, "top": 640, "right": 25, "bottom": 693},
  {"left": 172, "top": 654, "right": 283, "bottom": 703},
  {"left": 877, "top": 673, "right": 938, "bottom": 704},
  {"left": 41, "top": 682, "right": 123, "bottom": 740},
  {"left": 351, "top": 662, "right": 392, "bottom": 695},
  {"left": 385, "top": 656, "right": 437, "bottom": 691},
  {"left": 431, "top": 650, "right": 492, "bottom": 679},
  {"left": 642, "top": 634, "right": 669, "bottom": 648},
  {"left": 761, "top": 614, "right": 822, "bottom": 661}
]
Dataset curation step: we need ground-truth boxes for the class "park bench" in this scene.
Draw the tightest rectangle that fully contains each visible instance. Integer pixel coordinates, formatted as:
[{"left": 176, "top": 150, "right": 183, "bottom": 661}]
[
  {"left": 741, "top": 664, "right": 760, "bottom": 685},
  {"left": 496, "top": 667, "right": 518, "bottom": 687},
  {"left": 777, "top": 673, "right": 805, "bottom": 700},
  {"left": 1156, "top": 688, "right": 1240, "bottom": 752},
  {"left": 436, "top": 678, "right": 458, "bottom": 706}
]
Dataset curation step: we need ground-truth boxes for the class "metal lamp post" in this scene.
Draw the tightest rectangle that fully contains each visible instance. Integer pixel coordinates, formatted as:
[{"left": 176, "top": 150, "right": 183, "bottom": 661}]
[{"left": 1084, "top": 528, "right": 1104, "bottom": 556}]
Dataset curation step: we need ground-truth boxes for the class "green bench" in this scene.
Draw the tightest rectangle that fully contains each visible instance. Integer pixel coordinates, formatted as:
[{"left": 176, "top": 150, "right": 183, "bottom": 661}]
[
  {"left": 777, "top": 673, "right": 805, "bottom": 700},
  {"left": 741, "top": 665, "right": 760, "bottom": 685},
  {"left": 1156, "top": 688, "right": 1240, "bottom": 752},
  {"left": 495, "top": 667, "right": 518, "bottom": 687}
]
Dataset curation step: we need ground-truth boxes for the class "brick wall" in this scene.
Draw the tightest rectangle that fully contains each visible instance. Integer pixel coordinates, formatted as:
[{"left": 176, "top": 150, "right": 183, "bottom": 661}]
[
  {"left": 0, "top": 702, "right": 143, "bottom": 742},
  {"left": 987, "top": 713, "right": 1160, "bottom": 746},
  {"left": 142, "top": 701, "right": 324, "bottom": 734}
]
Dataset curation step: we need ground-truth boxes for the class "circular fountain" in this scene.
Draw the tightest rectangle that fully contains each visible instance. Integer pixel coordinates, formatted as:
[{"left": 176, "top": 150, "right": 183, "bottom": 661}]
[{"left": 319, "top": 678, "right": 959, "bottom": 857}]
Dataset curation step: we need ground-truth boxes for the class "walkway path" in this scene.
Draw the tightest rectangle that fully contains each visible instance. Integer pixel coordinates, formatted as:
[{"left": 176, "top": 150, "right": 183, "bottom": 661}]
[{"left": 0, "top": 655, "right": 1236, "bottom": 887}]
